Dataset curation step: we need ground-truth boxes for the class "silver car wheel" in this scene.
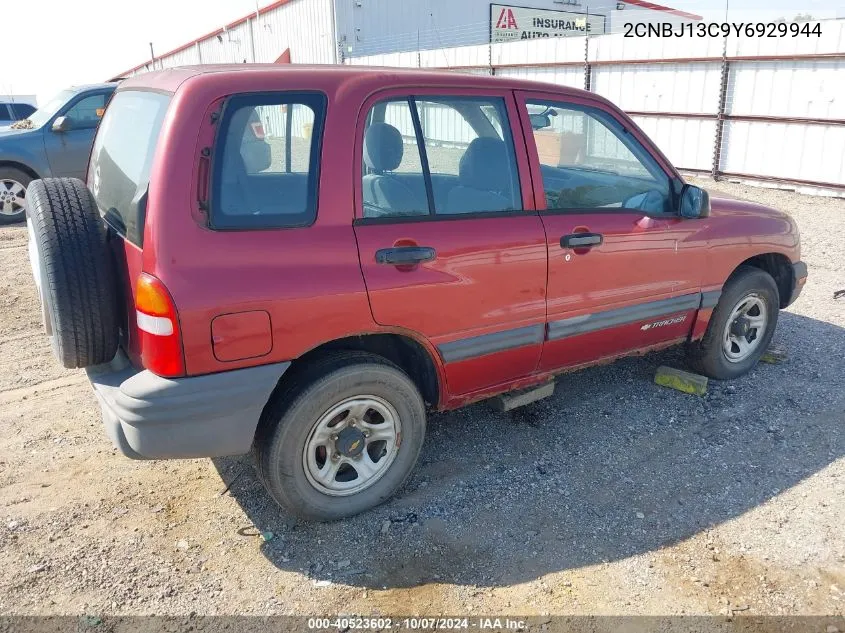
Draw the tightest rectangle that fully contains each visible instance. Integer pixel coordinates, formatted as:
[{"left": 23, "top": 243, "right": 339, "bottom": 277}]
[
  {"left": 722, "top": 292, "right": 768, "bottom": 363},
  {"left": 303, "top": 395, "right": 401, "bottom": 496},
  {"left": 0, "top": 178, "right": 26, "bottom": 216}
]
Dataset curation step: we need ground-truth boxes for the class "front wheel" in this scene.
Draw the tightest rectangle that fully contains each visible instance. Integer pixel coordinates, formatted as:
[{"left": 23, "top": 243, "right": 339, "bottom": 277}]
[
  {"left": 254, "top": 351, "right": 426, "bottom": 521},
  {"left": 688, "top": 266, "right": 780, "bottom": 379},
  {"left": 0, "top": 167, "right": 32, "bottom": 225}
]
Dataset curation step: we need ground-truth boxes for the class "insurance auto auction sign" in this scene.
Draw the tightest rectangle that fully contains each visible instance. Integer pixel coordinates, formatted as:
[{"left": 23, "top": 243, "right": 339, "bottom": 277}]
[{"left": 490, "top": 4, "right": 607, "bottom": 41}]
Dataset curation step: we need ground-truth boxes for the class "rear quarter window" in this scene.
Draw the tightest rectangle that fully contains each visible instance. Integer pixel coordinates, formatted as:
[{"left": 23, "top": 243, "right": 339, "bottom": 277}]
[
  {"left": 210, "top": 92, "right": 326, "bottom": 230},
  {"left": 12, "top": 103, "right": 36, "bottom": 119},
  {"left": 88, "top": 90, "right": 171, "bottom": 246}
]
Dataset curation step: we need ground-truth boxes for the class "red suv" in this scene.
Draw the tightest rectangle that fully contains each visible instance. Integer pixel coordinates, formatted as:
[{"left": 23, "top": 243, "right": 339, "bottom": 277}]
[{"left": 26, "top": 66, "right": 806, "bottom": 521}]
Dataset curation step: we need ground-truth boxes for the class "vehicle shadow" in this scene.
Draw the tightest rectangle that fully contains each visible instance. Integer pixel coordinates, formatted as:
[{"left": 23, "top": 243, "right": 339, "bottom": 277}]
[{"left": 212, "top": 311, "right": 845, "bottom": 588}]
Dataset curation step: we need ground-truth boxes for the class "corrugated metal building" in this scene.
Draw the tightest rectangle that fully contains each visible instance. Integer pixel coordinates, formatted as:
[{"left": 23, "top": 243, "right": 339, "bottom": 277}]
[
  {"left": 112, "top": 1, "right": 844, "bottom": 196},
  {"left": 116, "top": 0, "right": 698, "bottom": 76}
]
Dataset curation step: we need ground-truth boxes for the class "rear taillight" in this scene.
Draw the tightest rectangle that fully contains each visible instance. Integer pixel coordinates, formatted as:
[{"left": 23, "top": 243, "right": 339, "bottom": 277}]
[{"left": 135, "top": 273, "right": 185, "bottom": 377}]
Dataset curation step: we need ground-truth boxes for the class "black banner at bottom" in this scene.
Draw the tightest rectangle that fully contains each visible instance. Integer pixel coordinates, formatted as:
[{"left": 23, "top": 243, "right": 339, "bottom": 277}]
[{"left": 0, "top": 616, "right": 843, "bottom": 633}]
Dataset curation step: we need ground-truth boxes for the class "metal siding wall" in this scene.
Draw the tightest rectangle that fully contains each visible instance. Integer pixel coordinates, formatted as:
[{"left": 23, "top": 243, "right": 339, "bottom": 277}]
[
  {"left": 727, "top": 59, "right": 845, "bottom": 118},
  {"left": 727, "top": 18, "right": 845, "bottom": 58},
  {"left": 496, "top": 66, "right": 583, "bottom": 89},
  {"left": 420, "top": 44, "right": 490, "bottom": 69},
  {"left": 592, "top": 62, "right": 721, "bottom": 114},
  {"left": 343, "top": 28, "right": 845, "bottom": 187},
  {"left": 197, "top": 21, "right": 253, "bottom": 65},
  {"left": 633, "top": 116, "right": 716, "bottom": 171},
  {"left": 253, "top": 0, "right": 335, "bottom": 63},
  {"left": 132, "top": 0, "right": 335, "bottom": 74},
  {"left": 589, "top": 31, "right": 723, "bottom": 62},
  {"left": 343, "top": 0, "right": 620, "bottom": 57},
  {"left": 721, "top": 120, "right": 845, "bottom": 185},
  {"left": 158, "top": 46, "right": 202, "bottom": 68},
  {"left": 720, "top": 49, "right": 845, "bottom": 183}
]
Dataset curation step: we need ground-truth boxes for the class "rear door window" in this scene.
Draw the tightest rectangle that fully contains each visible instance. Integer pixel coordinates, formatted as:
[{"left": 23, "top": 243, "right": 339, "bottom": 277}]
[
  {"left": 210, "top": 92, "right": 326, "bottom": 230},
  {"left": 88, "top": 90, "right": 171, "bottom": 246},
  {"left": 361, "top": 96, "right": 522, "bottom": 219}
]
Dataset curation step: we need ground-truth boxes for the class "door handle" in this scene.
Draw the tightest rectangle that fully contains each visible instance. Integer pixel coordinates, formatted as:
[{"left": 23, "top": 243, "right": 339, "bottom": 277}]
[
  {"left": 375, "top": 246, "right": 436, "bottom": 265},
  {"left": 561, "top": 233, "right": 603, "bottom": 249}
]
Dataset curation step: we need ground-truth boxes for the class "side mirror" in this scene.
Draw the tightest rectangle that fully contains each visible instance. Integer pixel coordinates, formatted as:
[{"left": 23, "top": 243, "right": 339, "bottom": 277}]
[
  {"left": 679, "top": 184, "right": 711, "bottom": 219},
  {"left": 51, "top": 116, "right": 72, "bottom": 133}
]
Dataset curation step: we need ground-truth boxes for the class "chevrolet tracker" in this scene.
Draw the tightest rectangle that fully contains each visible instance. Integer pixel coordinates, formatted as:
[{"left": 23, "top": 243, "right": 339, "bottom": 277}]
[{"left": 25, "top": 65, "right": 806, "bottom": 520}]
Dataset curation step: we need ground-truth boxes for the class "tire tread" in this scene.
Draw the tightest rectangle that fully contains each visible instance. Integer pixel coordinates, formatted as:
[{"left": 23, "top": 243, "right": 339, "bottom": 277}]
[{"left": 27, "top": 178, "right": 118, "bottom": 368}]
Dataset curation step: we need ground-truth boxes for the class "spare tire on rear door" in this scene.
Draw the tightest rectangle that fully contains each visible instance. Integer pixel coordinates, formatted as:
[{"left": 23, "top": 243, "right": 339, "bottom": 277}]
[{"left": 26, "top": 178, "right": 119, "bottom": 368}]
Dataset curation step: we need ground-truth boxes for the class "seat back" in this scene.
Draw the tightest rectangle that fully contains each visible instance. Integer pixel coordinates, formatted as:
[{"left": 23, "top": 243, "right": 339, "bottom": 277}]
[
  {"left": 446, "top": 137, "right": 514, "bottom": 214},
  {"left": 362, "top": 123, "right": 427, "bottom": 216}
]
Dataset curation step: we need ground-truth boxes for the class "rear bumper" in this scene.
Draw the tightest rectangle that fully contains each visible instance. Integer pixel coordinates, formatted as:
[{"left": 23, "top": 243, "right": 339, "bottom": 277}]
[
  {"left": 787, "top": 260, "right": 808, "bottom": 306},
  {"left": 86, "top": 352, "right": 289, "bottom": 460}
]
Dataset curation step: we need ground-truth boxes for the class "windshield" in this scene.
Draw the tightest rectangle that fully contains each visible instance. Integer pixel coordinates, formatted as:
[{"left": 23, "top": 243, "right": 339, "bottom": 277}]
[{"left": 25, "top": 89, "right": 76, "bottom": 128}]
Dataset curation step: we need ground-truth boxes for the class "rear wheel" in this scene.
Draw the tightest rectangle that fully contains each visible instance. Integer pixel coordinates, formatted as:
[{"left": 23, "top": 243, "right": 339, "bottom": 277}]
[
  {"left": 0, "top": 167, "right": 32, "bottom": 225},
  {"left": 688, "top": 266, "right": 780, "bottom": 379},
  {"left": 254, "top": 351, "right": 426, "bottom": 521}
]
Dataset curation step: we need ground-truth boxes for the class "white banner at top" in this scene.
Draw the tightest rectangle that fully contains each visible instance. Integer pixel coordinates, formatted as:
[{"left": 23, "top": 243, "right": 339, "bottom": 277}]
[{"left": 490, "top": 4, "right": 607, "bottom": 42}]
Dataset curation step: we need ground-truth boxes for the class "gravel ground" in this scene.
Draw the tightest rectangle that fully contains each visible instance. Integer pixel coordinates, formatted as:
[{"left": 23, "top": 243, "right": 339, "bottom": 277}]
[{"left": 0, "top": 178, "right": 843, "bottom": 617}]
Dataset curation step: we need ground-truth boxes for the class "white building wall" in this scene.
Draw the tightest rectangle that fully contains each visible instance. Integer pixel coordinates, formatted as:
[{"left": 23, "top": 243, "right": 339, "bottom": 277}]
[{"left": 252, "top": 0, "right": 336, "bottom": 64}]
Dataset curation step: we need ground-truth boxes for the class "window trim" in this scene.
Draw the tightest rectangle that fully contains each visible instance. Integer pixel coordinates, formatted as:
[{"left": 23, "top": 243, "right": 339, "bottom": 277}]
[
  {"left": 353, "top": 208, "right": 536, "bottom": 226},
  {"left": 515, "top": 90, "right": 681, "bottom": 217},
  {"left": 408, "top": 97, "right": 436, "bottom": 216},
  {"left": 208, "top": 90, "right": 327, "bottom": 231},
  {"left": 355, "top": 87, "right": 535, "bottom": 222}
]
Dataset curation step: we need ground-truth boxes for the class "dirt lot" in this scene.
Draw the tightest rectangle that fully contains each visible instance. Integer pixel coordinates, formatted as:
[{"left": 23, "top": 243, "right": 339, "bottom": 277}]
[{"left": 1, "top": 178, "right": 843, "bottom": 617}]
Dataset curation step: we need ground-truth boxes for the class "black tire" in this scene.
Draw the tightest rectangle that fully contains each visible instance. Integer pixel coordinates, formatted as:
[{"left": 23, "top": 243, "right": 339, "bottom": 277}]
[
  {"left": 254, "top": 351, "right": 426, "bottom": 521},
  {"left": 0, "top": 166, "right": 33, "bottom": 225},
  {"left": 26, "top": 178, "right": 119, "bottom": 368},
  {"left": 688, "top": 266, "right": 780, "bottom": 380}
]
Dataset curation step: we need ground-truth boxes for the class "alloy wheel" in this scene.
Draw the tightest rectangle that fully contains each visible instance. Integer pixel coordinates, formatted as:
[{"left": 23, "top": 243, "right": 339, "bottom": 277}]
[
  {"left": 0, "top": 179, "right": 26, "bottom": 216},
  {"left": 722, "top": 292, "right": 768, "bottom": 363}
]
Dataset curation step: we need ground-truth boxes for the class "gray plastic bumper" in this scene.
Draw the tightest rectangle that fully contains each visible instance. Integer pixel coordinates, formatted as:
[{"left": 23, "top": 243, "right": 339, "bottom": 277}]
[
  {"left": 788, "top": 260, "right": 808, "bottom": 306},
  {"left": 86, "top": 352, "right": 289, "bottom": 460}
]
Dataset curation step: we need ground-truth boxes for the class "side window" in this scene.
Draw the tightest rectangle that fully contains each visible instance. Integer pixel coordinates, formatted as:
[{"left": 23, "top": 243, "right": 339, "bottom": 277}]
[
  {"left": 0, "top": 105, "right": 12, "bottom": 122},
  {"left": 527, "top": 101, "right": 671, "bottom": 213},
  {"left": 417, "top": 98, "right": 521, "bottom": 214},
  {"left": 361, "top": 95, "right": 522, "bottom": 219},
  {"left": 12, "top": 104, "right": 36, "bottom": 120},
  {"left": 362, "top": 99, "right": 429, "bottom": 218},
  {"left": 63, "top": 94, "right": 108, "bottom": 129},
  {"left": 211, "top": 92, "right": 326, "bottom": 229}
]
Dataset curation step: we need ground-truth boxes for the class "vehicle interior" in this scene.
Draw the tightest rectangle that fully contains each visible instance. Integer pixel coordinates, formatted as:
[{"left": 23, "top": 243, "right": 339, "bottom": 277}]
[
  {"left": 361, "top": 97, "right": 522, "bottom": 217},
  {"left": 215, "top": 104, "right": 313, "bottom": 225},
  {"left": 528, "top": 105, "right": 672, "bottom": 213},
  {"left": 360, "top": 98, "right": 672, "bottom": 217}
]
